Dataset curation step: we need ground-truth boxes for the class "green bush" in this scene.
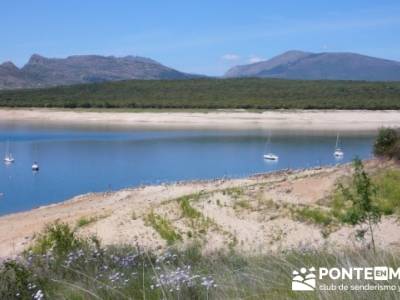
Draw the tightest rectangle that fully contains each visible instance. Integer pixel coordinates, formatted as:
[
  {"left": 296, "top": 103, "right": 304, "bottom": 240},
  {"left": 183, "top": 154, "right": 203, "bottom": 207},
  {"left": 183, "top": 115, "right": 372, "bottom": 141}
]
[
  {"left": 374, "top": 128, "right": 399, "bottom": 157},
  {"left": 31, "top": 222, "right": 85, "bottom": 257},
  {"left": 375, "top": 170, "right": 400, "bottom": 215},
  {"left": 0, "top": 261, "right": 40, "bottom": 300},
  {"left": 333, "top": 167, "right": 400, "bottom": 218}
]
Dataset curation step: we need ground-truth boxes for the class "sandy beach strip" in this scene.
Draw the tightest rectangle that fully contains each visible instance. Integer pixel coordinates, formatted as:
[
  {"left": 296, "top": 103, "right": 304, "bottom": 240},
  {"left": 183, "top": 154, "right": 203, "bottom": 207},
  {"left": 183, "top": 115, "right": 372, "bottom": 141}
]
[{"left": 1, "top": 109, "right": 400, "bottom": 131}]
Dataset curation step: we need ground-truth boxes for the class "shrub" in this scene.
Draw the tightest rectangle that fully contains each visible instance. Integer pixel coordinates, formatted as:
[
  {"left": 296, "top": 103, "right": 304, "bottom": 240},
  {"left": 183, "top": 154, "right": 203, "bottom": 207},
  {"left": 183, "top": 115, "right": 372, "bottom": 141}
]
[
  {"left": 374, "top": 169, "right": 400, "bottom": 215},
  {"left": 333, "top": 166, "right": 400, "bottom": 218},
  {"left": 373, "top": 128, "right": 399, "bottom": 158},
  {"left": 0, "top": 261, "right": 41, "bottom": 300},
  {"left": 337, "top": 158, "right": 381, "bottom": 252},
  {"left": 31, "top": 222, "right": 85, "bottom": 257}
]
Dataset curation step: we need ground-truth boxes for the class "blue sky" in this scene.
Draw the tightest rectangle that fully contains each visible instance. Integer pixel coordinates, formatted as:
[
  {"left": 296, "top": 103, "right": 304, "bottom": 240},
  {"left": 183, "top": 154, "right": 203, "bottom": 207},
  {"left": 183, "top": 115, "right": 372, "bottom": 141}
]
[{"left": 1, "top": 1, "right": 399, "bottom": 75}]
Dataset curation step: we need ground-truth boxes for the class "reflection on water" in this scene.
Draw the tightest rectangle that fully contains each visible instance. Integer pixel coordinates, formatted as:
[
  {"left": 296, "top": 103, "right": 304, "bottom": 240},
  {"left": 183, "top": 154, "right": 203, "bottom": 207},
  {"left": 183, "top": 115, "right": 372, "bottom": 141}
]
[{"left": 0, "top": 122, "right": 374, "bottom": 215}]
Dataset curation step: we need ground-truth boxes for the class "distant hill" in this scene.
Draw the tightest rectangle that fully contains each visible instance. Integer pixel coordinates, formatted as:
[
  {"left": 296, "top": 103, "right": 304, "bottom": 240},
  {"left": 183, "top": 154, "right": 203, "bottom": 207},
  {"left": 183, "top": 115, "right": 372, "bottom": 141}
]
[
  {"left": 0, "top": 54, "right": 200, "bottom": 90},
  {"left": 225, "top": 50, "right": 400, "bottom": 81}
]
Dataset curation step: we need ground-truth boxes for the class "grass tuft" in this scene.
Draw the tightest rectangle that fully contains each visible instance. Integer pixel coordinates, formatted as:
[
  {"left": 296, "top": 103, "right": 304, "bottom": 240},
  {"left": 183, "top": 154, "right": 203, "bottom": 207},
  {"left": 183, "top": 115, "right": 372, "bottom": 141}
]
[
  {"left": 234, "top": 199, "right": 251, "bottom": 210},
  {"left": 293, "top": 206, "right": 333, "bottom": 226},
  {"left": 76, "top": 216, "right": 96, "bottom": 228},
  {"left": 145, "top": 212, "right": 181, "bottom": 245},
  {"left": 178, "top": 196, "right": 202, "bottom": 219},
  {"left": 76, "top": 214, "right": 109, "bottom": 228},
  {"left": 223, "top": 187, "right": 244, "bottom": 199}
]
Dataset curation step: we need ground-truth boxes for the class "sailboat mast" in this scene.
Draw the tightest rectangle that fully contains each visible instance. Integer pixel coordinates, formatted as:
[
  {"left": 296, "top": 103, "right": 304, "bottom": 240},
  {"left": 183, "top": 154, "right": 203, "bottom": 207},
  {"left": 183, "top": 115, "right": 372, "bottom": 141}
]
[
  {"left": 335, "top": 134, "right": 339, "bottom": 149},
  {"left": 5, "top": 140, "right": 9, "bottom": 156},
  {"left": 266, "top": 131, "right": 271, "bottom": 151}
]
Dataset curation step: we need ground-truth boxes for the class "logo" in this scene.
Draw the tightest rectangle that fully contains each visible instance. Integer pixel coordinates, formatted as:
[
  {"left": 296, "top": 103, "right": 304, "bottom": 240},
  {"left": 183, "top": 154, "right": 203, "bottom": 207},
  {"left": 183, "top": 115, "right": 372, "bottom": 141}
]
[
  {"left": 292, "top": 267, "right": 316, "bottom": 291},
  {"left": 291, "top": 266, "right": 400, "bottom": 292},
  {"left": 373, "top": 267, "right": 388, "bottom": 281}
]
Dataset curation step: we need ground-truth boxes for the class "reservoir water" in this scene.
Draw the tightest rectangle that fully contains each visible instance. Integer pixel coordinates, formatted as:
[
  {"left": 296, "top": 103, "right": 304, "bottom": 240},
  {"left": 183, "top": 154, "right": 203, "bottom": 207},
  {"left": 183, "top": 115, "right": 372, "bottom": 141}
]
[{"left": 0, "top": 122, "right": 375, "bottom": 215}]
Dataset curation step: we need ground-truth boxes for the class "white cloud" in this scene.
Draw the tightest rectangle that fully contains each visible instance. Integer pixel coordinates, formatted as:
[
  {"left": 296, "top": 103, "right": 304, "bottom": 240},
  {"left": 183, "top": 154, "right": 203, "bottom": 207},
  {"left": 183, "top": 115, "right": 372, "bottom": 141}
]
[
  {"left": 248, "top": 55, "right": 264, "bottom": 63},
  {"left": 221, "top": 53, "right": 240, "bottom": 61}
]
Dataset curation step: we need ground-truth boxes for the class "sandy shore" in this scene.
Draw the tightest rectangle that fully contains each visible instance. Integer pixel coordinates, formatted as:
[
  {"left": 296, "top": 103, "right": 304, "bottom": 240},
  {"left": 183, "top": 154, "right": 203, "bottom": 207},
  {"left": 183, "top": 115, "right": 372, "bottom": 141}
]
[
  {"left": 1, "top": 108, "right": 400, "bottom": 130},
  {"left": 1, "top": 159, "right": 400, "bottom": 258}
]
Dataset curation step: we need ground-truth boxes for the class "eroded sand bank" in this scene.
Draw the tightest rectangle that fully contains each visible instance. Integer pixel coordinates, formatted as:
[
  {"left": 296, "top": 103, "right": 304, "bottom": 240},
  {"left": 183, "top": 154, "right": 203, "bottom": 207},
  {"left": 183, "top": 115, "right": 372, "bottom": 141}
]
[{"left": 1, "top": 159, "right": 399, "bottom": 258}]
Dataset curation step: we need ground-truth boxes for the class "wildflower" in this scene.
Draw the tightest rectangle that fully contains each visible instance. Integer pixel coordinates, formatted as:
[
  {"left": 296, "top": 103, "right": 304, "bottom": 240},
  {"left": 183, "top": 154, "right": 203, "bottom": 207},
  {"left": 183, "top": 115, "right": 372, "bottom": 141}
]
[
  {"left": 152, "top": 265, "right": 203, "bottom": 292},
  {"left": 33, "top": 289, "right": 44, "bottom": 300},
  {"left": 201, "top": 276, "right": 217, "bottom": 290}
]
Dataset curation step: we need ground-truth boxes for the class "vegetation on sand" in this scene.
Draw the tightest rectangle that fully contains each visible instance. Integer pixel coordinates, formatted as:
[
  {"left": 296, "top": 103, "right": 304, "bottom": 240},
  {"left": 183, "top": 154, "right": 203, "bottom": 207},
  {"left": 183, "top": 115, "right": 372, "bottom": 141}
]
[
  {"left": 145, "top": 212, "right": 182, "bottom": 245},
  {"left": 336, "top": 158, "right": 381, "bottom": 252},
  {"left": 2, "top": 222, "right": 400, "bottom": 299}
]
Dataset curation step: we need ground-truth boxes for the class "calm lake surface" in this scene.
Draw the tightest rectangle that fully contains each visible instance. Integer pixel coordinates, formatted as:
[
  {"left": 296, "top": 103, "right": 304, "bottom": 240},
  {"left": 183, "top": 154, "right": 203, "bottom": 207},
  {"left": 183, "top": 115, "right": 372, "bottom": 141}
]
[{"left": 0, "top": 122, "right": 375, "bottom": 215}]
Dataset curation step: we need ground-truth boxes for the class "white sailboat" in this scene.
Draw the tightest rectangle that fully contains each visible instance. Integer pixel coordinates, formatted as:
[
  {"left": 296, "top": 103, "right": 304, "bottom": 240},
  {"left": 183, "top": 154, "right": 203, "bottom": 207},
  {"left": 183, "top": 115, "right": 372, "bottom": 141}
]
[
  {"left": 263, "top": 134, "right": 279, "bottom": 161},
  {"left": 333, "top": 134, "right": 344, "bottom": 158},
  {"left": 4, "top": 141, "right": 15, "bottom": 164},
  {"left": 264, "top": 153, "right": 279, "bottom": 160},
  {"left": 31, "top": 144, "right": 40, "bottom": 171},
  {"left": 32, "top": 161, "right": 40, "bottom": 171}
]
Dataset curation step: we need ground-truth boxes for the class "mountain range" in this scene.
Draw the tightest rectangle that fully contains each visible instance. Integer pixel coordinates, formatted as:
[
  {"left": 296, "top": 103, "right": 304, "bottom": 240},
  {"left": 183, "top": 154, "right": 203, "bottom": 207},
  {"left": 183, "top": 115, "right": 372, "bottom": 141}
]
[
  {"left": 1, "top": 51, "right": 400, "bottom": 90},
  {"left": 225, "top": 50, "right": 400, "bottom": 81},
  {"left": 0, "top": 54, "right": 198, "bottom": 90}
]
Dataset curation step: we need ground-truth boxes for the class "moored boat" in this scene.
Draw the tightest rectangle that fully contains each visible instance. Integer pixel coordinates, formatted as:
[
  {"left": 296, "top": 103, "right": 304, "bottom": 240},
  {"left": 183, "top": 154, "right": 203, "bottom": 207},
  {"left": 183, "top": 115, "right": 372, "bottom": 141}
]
[
  {"left": 4, "top": 141, "right": 15, "bottom": 163},
  {"left": 32, "top": 162, "right": 40, "bottom": 171},
  {"left": 333, "top": 134, "right": 344, "bottom": 158},
  {"left": 264, "top": 153, "right": 279, "bottom": 161}
]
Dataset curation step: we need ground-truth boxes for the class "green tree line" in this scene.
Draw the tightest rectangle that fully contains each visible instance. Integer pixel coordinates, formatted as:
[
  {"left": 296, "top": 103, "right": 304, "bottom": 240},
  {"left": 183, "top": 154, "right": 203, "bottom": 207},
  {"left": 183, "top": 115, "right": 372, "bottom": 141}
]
[{"left": 1, "top": 78, "right": 400, "bottom": 109}]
